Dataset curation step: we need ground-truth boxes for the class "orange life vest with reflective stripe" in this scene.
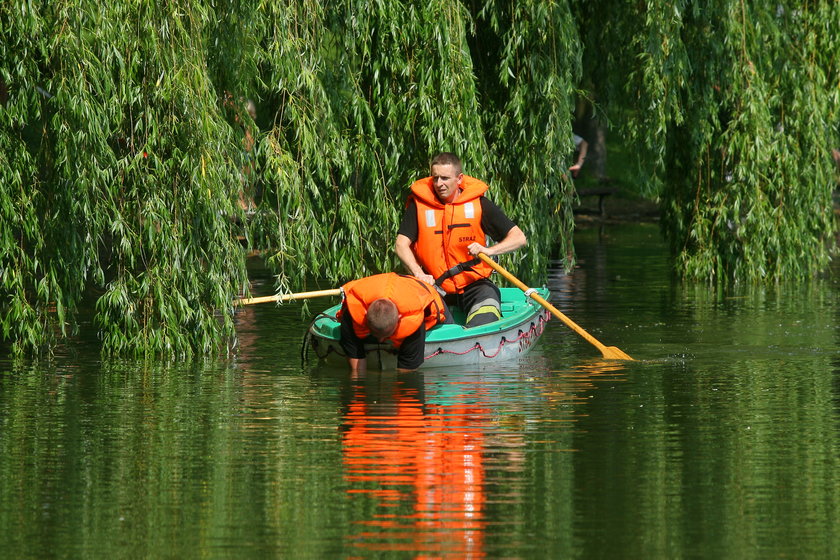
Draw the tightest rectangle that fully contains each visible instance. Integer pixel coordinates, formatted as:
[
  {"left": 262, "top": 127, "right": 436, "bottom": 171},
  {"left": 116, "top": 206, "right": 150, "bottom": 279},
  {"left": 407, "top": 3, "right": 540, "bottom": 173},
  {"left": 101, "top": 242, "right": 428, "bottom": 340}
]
[
  {"left": 340, "top": 273, "right": 445, "bottom": 347},
  {"left": 409, "top": 175, "right": 494, "bottom": 294}
]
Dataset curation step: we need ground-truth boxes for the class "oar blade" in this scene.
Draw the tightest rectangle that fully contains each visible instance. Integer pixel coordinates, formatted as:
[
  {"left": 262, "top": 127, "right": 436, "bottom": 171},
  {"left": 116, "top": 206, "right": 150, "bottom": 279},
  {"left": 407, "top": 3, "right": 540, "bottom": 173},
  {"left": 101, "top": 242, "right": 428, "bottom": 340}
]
[{"left": 601, "top": 346, "right": 634, "bottom": 361}]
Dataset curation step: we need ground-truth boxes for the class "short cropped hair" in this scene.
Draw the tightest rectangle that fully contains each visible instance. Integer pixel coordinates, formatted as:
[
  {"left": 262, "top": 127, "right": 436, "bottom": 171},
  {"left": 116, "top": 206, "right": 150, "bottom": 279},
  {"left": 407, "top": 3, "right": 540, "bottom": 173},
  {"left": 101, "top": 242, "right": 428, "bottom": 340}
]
[
  {"left": 367, "top": 298, "right": 399, "bottom": 338},
  {"left": 430, "top": 152, "right": 462, "bottom": 174}
]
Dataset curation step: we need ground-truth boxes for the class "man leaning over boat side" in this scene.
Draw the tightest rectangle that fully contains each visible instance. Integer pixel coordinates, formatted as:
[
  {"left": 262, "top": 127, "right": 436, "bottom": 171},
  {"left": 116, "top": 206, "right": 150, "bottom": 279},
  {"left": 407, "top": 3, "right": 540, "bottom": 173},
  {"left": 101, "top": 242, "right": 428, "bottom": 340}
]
[
  {"left": 394, "top": 152, "right": 527, "bottom": 327},
  {"left": 338, "top": 273, "right": 451, "bottom": 373}
]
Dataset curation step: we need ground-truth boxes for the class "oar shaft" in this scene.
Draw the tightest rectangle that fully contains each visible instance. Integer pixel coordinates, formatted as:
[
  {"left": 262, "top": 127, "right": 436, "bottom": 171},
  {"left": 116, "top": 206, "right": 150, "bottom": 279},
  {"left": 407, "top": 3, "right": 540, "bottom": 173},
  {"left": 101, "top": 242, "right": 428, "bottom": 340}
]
[
  {"left": 528, "top": 292, "right": 608, "bottom": 352},
  {"left": 485, "top": 258, "right": 605, "bottom": 350},
  {"left": 235, "top": 288, "right": 342, "bottom": 306},
  {"left": 477, "top": 253, "right": 632, "bottom": 360}
]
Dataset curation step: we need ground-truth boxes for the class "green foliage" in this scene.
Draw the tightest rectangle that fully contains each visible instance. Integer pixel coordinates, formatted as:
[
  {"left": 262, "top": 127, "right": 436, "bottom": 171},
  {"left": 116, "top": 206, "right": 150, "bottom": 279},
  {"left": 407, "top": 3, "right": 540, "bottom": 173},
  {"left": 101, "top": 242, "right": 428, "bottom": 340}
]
[
  {"left": 252, "top": 0, "right": 578, "bottom": 288},
  {"left": 1, "top": 0, "right": 578, "bottom": 356},
  {"left": 8, "top": 0, "right": 834, "bottom": 357},
  {"left": 476, "top": 1, "right": 580, "bottom": 272},
  {"left": 1, "top": 1, "right": 248, "bottom": 356},
  {"left": 577, "top": 0, "right": 839, "bottom": 282},
  {"left": 672, "top": 2, "right": 838, "bottom": 282}
]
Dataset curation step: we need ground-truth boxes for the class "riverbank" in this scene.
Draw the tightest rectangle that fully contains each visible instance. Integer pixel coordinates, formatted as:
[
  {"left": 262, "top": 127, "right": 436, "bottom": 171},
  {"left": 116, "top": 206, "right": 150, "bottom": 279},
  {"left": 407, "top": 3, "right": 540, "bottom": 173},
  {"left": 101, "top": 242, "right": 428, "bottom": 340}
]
[
  {"left": 574, "top": 186, "right": 840, "bottom": 255},
  {"left": 575, "top": 186, "right": 840, "bottom": 226},
  {"left": 573, "top": 188, "right": 660, "bottom": 225}
]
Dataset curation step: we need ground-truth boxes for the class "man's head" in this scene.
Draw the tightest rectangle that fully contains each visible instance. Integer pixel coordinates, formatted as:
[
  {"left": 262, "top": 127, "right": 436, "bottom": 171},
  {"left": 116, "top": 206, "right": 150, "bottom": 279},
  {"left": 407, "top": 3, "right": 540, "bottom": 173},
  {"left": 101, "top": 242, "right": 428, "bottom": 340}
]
[
  {"left": 366, "top": 298, "right": 400, "bottom": 341},
  {"left": 430, "top": 152, "right": 463, "bottom": 204}
]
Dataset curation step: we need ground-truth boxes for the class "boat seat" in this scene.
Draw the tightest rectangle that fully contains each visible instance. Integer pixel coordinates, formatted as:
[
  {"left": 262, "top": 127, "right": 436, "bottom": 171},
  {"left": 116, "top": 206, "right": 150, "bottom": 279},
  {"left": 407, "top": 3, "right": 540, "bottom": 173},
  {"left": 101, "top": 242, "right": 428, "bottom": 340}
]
[{"left": 576, "top": 186, "right": 618, "bottom": 216}]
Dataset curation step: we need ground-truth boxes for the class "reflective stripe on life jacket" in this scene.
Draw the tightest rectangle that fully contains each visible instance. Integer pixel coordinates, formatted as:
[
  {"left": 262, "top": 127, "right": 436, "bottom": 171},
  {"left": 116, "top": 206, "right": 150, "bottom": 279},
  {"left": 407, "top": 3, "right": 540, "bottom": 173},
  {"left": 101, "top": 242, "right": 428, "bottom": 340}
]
[
  {"left": 339, "top": 273, "right": 446, "bottom": 347},
  {"left": 408, "top": 175, "right": 494, "bottom": 294}
]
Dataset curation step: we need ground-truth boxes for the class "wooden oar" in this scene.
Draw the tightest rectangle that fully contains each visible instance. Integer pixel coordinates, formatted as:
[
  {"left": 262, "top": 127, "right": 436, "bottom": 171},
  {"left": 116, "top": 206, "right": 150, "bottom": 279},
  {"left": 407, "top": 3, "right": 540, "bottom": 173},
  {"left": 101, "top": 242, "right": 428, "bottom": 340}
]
[
  {"left": 477, "top": 253, "right": 633, "bottom": 361},
  {"left": 235, "top": 288, "right": 342, "bottom": 306}
]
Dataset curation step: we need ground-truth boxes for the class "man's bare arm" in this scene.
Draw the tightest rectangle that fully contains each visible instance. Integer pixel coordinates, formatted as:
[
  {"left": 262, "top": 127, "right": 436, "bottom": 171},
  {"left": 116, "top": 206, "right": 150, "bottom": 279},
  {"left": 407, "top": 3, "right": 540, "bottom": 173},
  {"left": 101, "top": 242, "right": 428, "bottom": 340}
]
[
  {"left": 466, "top": 226, "right": 527, "bottom": 257},
  {"left": 395, "top": 233, "right": 435, "bottom": 285}
]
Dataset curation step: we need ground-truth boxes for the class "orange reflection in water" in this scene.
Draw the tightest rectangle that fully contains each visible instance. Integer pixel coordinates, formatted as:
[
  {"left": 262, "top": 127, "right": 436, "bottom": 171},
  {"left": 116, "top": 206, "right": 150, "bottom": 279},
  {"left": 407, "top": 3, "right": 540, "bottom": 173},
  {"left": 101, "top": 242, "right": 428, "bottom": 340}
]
[{"left": 342, "top": 379, "right": 488, "bottom": 558}]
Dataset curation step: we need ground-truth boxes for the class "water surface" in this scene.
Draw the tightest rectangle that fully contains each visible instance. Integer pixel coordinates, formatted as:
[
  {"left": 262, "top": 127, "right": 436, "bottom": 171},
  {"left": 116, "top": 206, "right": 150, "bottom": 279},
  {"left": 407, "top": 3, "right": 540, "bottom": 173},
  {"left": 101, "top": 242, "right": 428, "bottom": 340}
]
[{"left": 1, "top": 223, "right": 838, "bottom": 558}]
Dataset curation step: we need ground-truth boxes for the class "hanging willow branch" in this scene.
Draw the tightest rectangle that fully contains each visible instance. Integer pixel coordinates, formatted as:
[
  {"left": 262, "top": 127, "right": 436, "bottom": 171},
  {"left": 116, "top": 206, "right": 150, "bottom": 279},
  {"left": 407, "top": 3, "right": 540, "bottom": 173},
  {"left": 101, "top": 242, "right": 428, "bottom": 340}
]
[
  {"left": 1, "top": 1, "right": 249, "bottom": 357},
  {"left": 0, "top": 0, "right": 579, "bottom": 356},
  {"left": 8, "top": 0, "right": 833, "bottom": 356},
  {"left": 579, "top": 0, "right": 839, "bottom": 283}
]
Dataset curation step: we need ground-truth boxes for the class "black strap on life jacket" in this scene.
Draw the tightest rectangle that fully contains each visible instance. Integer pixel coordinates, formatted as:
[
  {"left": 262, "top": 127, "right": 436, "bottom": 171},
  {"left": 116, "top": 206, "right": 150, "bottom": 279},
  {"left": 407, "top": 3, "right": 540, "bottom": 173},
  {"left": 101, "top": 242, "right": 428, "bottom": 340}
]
[{"left": 433, "top": 257, "right": 481, "bottom": 287}]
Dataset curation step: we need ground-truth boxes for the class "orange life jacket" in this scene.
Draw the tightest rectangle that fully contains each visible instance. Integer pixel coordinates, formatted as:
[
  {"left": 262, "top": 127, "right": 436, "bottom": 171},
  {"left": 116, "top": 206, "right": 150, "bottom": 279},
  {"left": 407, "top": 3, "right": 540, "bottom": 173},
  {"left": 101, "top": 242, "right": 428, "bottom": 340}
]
[
  {"left": 340, "top": 273, "right": 445, "bottom": 347},
  {"left": 408, "top": 175, "right": 494, "bottom": 294}
]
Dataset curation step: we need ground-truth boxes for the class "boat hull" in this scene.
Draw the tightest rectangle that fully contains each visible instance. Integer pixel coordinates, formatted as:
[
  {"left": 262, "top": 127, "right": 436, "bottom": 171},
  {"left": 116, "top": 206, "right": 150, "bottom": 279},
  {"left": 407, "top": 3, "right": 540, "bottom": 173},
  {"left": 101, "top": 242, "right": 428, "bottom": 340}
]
[{"left": 308, "top": 287, "right": 551, "bottom": 369}]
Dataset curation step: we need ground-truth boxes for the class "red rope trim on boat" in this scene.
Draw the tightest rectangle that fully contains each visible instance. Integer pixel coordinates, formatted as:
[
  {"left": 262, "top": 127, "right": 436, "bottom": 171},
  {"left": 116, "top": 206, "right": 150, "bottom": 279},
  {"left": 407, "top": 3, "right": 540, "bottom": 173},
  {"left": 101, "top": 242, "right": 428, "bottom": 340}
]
[
  {"left": 308, "top": 310, "right": 551, "bottom": 363},
  {"left": 424, "top": 311, "right": 550, "bottom": 360}
]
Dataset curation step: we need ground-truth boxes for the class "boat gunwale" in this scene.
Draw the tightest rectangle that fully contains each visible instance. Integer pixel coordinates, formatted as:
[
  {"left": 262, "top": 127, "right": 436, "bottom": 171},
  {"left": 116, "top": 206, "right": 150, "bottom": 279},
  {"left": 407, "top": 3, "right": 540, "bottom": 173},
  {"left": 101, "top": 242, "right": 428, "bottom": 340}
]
[{"left": 309, "top": 287, "right": 550, "bottom": 344}]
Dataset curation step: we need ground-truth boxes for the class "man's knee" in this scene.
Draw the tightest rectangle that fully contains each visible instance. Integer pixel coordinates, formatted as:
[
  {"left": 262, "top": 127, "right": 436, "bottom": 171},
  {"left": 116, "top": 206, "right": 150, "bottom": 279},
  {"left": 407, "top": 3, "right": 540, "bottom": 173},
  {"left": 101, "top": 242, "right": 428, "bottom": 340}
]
[
  {"left": 462, "top": 280, "right": 502, "bottom": 327},
  {"left": 466, "top": 302, "right": 501, "bottom": 327}
]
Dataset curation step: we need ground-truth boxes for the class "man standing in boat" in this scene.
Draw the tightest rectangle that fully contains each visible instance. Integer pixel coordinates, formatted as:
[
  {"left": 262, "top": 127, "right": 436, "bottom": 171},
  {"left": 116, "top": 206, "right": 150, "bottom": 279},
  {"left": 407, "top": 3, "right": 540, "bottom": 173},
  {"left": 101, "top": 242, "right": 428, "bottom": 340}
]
[
  {"left": 339, "top": 272, "right": 449, "bottom": 372},
  {"left": 395, "top": 152, "right": 527, "bottom": 327}
]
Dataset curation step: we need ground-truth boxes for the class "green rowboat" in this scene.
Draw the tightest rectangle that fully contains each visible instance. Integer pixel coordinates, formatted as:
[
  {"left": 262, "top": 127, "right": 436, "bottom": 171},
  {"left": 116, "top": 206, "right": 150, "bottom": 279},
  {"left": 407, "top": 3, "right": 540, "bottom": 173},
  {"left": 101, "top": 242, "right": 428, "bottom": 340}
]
[{"left": 308, "top": 287, "right": 551, "bottom": 369}]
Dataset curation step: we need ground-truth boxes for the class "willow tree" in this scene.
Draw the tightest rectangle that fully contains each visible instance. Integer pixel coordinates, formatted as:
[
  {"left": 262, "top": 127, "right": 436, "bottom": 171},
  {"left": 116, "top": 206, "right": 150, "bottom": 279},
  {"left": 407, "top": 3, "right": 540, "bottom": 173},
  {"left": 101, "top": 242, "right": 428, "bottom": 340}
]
[
  {"left": 578, "top": 0, "right": 840, "bottom": 282},
  {"left": 1, "top": 1, "right": 250, "bottom": 357},
  {"left": 251, "top": 0, "right": 579, "bottom": 287},
  {"left": 1, "top": 0, "right": 579, "bottom": 357}
]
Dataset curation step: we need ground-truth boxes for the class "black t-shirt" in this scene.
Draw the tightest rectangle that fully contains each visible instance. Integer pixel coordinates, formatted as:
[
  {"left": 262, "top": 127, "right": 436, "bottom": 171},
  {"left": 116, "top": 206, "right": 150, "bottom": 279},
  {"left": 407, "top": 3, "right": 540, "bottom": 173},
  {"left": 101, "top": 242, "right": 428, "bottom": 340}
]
[{"left": 397, "top": 197, "right": 516, "bottom": 243}]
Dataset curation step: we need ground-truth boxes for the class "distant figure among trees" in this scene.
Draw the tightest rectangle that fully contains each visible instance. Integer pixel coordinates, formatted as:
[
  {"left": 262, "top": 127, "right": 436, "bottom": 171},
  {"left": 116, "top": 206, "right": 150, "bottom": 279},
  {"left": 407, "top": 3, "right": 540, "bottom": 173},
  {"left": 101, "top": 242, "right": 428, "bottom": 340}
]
[
  {"left": 224, "top": 92, "right": 258, "bottom": 212},
  {"left": 238, "top": 99, "right": 258, "bottom": 212},
  {"left": 569, "top": 134, "right": 588, "bottom": 178}
]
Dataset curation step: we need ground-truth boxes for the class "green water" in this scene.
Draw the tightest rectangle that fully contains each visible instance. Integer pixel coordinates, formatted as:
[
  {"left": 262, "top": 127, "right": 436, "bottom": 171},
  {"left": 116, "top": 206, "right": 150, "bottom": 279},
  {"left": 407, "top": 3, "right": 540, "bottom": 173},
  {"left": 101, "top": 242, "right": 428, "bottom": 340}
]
[{"left": 1, "top": 223, "right": 838, "bottom": 559}]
